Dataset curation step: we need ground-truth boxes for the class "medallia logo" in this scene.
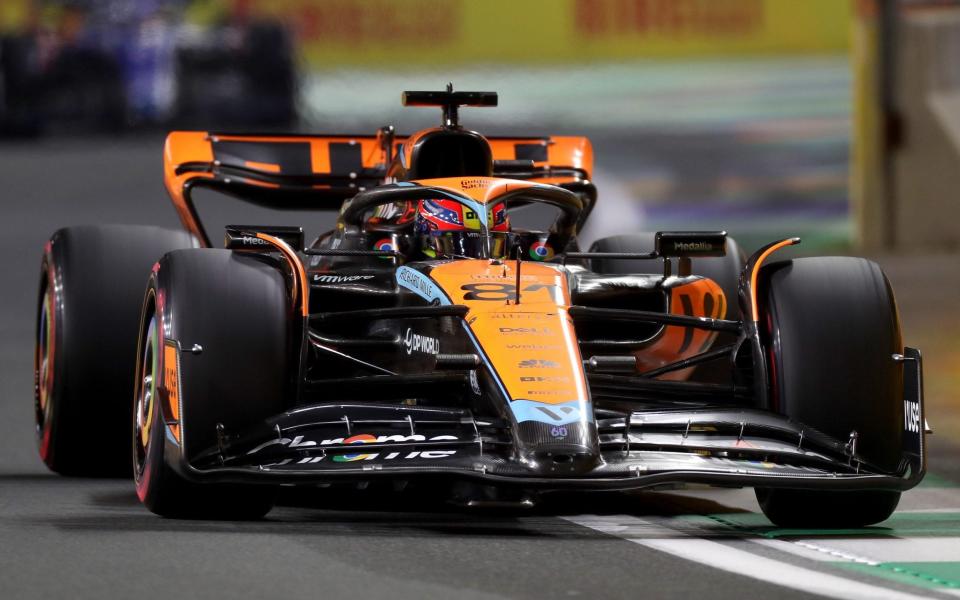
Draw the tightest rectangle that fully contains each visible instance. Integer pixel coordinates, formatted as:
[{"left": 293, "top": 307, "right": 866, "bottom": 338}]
[{"left": 403, "top": 328, "right": 440, "bottom": 355}]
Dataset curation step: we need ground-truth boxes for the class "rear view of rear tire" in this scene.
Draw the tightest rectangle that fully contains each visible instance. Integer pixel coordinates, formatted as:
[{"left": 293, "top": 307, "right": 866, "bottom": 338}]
[
  {"left": 35, "top": 225, "right": 195, "bottom": 476},
  {"left": 756, "top": 257, "right": 904, "bottom": 528},
  {"left": 134, "top": 249, "right": 289, "bottom": 519}
]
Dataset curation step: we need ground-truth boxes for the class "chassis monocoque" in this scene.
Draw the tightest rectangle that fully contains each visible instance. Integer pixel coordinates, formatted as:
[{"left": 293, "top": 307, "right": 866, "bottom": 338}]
[{"left": 34, "top": 89, "right": 926, "bottom": 524}]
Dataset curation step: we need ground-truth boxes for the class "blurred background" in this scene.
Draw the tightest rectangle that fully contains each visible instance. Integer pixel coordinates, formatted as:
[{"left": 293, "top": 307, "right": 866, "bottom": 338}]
[{"left": 0, "top": 0, "right": 958, "bottom": 467}]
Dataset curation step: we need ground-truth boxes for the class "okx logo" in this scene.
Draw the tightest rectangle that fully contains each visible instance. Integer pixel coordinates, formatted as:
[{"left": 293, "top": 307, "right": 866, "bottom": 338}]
[{"left": 510, "top": 399, "right": 589, "bottom": 425}]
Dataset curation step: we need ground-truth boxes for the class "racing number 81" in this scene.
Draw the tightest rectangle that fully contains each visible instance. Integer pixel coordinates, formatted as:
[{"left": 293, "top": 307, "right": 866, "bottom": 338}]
[{"left": 460, "top": 283, "right": 557, "bottom": 301}]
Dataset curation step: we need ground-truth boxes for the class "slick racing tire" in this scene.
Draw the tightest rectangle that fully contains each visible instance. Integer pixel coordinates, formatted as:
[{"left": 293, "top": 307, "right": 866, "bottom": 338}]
[
  {"left": 35, "top": 225, "right": 195, "bottom": 476},
  {"left": 756, "top": 488, "right": 900, "bottom": 529},
  {"left": 755, "top": 257, "right": 904, "bottom": 528},
  {"left": 589, "top": 233, "right": 745, "bottom": 381},
  {"left": 134, "top": 249, "right": 289, "bottom": 519}
]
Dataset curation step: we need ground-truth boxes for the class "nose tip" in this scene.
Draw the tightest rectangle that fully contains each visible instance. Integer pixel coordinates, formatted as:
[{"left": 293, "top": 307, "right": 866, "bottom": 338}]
[{"left": 529, "top": 447, "right": 598, "bottom": 475}]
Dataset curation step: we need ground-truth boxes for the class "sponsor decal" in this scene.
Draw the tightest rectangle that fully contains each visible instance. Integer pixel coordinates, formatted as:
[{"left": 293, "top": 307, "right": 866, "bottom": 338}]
[
  {"left": 499, "top": 327, "right": 554, "bottom": 335},
  {"left": 518, "top": 359, "right": 559, "bottom": 369},
  {"left": 672, "top": 241, "right": 715, "bottom": 253},
  {"left": 319, "top": 433, "right": 457, "bottom": 446},
  {"left": 469, "top": 274, "right": 540, "bottom": 281},
  {"left": 520, "top": 375, "right": 570, "bottom": 383},
  {"left": 403, "top": 328, "right": 440, "bottom": 355},
  {"left": 510, "top": 399, "right": 591, "bottom": 425},
  {"left": 312, "top": 274, "right": 375, "bottom": 283},
  {"left": 550, "top": 426, "right": 568, "bottom": 439},
  {"left": 743, "top": 460, "right": 777, "bottom": 470},
  {"left": 904, "top": 400, "right": 921, "bottom": 433},
  {"left": 330, "top": 432, "right": 458, "bottom": 463},
  {"left": 247, "top": 433, "right": 459, "bottom": 456},
  {"left": 529, "top": 241, "right": 555, "bottom": 261},
  {"left": 507, "top": 344, "right": 562, "bottom": 350},
  {"left": 239, "top": 235, "right": 270, "bottom": 246},
  {"left": 291, "top": 450, "right": 456, "bottom": 464},
  {"left": 460, "top": 178, "right": 491, "bottom": 190},
  {"left": 469, "top": 370, "right": 481, "bottom": 394},
  {"left": 334, "top": 433, "right": 378, "bottom": 462},
  {"left": 490, "top": 313, "right": 550, "bottom": 319},
  {"left": 374, "top": 238, "right": 395, "bottom": 258},
  {"left": 396, "top": 266, "right": 450, "bottom": 305}
]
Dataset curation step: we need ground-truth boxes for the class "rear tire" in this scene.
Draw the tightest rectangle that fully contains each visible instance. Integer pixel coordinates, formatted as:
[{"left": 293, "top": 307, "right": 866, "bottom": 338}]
[
  {"left": 133, "top": 249, "right": 289, "bottom": 519},
  {"left": 756, "top": 257, "right": 904, "bottom": 528},
  {"left": 35, "top": 225, "right": 195, "bottom": 476}
]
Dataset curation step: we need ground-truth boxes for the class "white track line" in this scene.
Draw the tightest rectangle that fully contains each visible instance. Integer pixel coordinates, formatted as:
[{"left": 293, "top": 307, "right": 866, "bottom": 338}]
[
  {"left": 751, "top": 537, "right": 881, "bottom": 565},
  {"left": 565, "top": 515, "right": 936, "bottom": 600},
  {"left": 758, "top": 536, "right": 960, "bottom": 564}
]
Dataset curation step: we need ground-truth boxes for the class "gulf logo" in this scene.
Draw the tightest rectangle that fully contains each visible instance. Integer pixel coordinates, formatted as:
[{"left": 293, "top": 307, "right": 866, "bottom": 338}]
[
  {"left": 529, "top": 241, "right": 554, "bottom": 261},
  {"left": 332, "top": 434, "right": 378, "bottom": 462}
]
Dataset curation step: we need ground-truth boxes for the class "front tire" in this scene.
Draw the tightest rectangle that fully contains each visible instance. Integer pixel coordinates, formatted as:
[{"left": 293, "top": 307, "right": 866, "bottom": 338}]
[
  {"left": 133, "top": 249, "right": 290, "bottom": 519},
  {"left": 755, "top": 257, "right": 904, "bottom": 528},
  {"left": 756, "top": 488, "right": 900, "bottom": 529}
]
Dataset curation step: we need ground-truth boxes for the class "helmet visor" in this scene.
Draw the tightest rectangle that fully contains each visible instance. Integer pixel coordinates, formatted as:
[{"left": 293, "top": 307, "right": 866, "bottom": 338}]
[{"left": 429, "top": 231, "right": 509, "bottom": 260}]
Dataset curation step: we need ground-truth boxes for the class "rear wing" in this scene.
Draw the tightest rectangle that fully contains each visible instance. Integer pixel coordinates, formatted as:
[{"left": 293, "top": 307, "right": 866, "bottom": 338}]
[{"left": 163, "top": 131, "right": 594, "bottom": 246}]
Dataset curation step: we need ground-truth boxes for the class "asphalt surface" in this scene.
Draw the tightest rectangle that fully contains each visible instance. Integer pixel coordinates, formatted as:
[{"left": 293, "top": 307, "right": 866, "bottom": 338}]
[{"left": 2, "top": 136, "right": 960, "bottom": 600}]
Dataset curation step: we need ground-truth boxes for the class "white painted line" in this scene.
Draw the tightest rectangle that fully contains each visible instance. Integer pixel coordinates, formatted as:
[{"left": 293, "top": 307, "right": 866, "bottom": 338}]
[
  {"left": 752, "top": 538, "right": 880, "bottom": 565},
  {"left": 566, "top": 515, "right": 935, "bottom": 600},
  {"left": 784, "top": 537, "right": 960, "bottom": 564}
]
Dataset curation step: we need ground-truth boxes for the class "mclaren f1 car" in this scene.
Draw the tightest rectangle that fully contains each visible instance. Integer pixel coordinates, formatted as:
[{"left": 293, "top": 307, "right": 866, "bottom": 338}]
[{"left": 34, "top": 88, "right": 926, "bottom": 525}]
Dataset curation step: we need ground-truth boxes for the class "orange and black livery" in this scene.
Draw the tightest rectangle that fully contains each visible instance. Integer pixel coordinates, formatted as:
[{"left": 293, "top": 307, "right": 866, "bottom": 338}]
[{"left": 34, "top": 87, "right": 925, "bottom": 526}]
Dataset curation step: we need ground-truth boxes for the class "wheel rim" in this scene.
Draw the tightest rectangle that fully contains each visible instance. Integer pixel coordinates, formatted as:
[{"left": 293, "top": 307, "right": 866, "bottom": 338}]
[
  {"left": 134, "top": 313, "right": 159, "bottom": 478},
  {"left": 35, "top": 281, "right": 55, "bottom": 452}
]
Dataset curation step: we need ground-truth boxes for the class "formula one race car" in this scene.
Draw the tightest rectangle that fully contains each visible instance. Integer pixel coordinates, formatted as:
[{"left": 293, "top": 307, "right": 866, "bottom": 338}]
[{"left": 34, "top": 88, "right": 926, "bottom": 525}]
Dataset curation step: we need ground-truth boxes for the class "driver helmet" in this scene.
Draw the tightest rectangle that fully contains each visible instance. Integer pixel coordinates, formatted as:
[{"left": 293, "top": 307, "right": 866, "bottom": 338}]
[
  {"left": 415, "top": 198, "right": 509, "bottom": 259},
  {"left": 365, "top": 200, "right": 417, "bottom": 230}
]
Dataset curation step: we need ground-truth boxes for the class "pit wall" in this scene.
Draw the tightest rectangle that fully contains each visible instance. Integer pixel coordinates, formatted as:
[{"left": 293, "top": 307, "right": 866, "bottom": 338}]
[{"left": 853, "top": 1, "right": 960, "bottom": 252}]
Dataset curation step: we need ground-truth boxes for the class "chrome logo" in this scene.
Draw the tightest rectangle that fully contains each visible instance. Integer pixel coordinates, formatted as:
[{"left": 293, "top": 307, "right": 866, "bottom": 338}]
[
  {"left": 333, "top": 434, "right": 377, "bottom": 462},
  {"left": 374, "top": 238, "right": 396, "bottom": 260},
  {"left": 529, "top": 241, "right": 554, "bottom": 261}
]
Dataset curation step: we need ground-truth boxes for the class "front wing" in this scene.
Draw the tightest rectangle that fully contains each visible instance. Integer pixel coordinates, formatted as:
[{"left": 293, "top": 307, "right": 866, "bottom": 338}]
[{"left": 168, "top": 350, "right": 925, "bottom": 493}]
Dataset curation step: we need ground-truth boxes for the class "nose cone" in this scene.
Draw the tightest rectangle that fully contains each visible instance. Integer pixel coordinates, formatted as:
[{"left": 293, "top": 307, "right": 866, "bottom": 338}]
[
  {"left": 426, "top": 260, "right": 601, "bottom": 476},
  {"left": 515, "top": 420, "right": 600, "bottom": 475}
]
